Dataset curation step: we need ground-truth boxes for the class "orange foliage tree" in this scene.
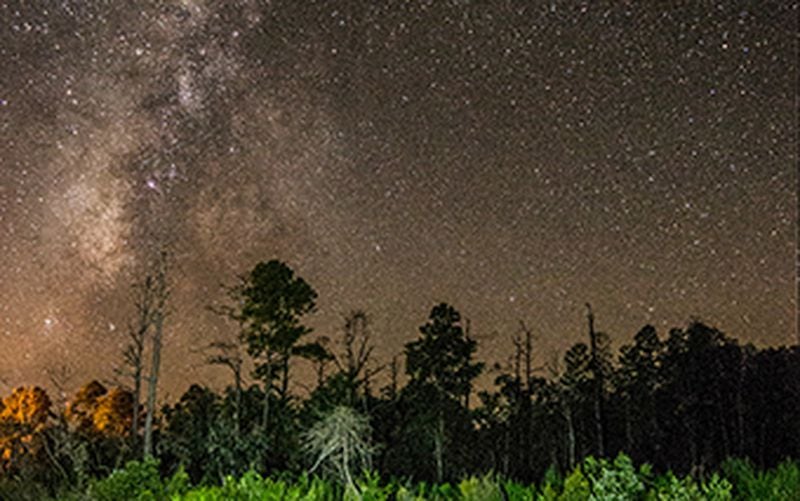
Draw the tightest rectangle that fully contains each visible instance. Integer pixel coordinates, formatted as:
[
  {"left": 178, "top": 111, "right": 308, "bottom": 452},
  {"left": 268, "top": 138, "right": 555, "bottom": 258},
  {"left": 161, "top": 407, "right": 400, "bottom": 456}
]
[
  {"left": 0, "top": 386, "right": 52, "bottom": 470},
  {"left": 65, "top": 381, "right": 134, "bottom": 438}
]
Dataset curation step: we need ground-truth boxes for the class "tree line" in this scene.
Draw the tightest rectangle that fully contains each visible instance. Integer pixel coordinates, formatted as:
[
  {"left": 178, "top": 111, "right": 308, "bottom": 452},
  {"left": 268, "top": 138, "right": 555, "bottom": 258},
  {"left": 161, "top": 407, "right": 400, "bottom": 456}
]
[{"left": 0, "top": 258, "right": 797, "bottom": 494}]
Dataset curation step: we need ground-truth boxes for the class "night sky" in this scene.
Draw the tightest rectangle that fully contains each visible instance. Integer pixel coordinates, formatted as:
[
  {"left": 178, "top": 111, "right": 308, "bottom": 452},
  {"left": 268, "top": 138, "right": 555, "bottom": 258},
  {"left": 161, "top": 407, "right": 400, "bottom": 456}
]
[{"left": 0, "top": 1, "right": 796, "bottom": 398}]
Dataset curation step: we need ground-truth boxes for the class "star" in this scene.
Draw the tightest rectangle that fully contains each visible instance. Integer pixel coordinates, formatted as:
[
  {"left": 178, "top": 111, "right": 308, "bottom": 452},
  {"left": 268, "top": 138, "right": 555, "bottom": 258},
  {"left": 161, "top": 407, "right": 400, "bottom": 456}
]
[{"left": 0, "top": 1, "right": 794, "bottom": 396}]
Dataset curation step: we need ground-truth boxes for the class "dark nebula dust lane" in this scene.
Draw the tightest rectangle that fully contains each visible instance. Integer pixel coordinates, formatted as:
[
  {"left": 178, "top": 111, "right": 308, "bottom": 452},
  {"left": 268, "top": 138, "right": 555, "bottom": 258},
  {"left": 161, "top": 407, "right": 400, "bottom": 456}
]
[{"left": 0, "top": 1, "right": 796, "bottom": 397}]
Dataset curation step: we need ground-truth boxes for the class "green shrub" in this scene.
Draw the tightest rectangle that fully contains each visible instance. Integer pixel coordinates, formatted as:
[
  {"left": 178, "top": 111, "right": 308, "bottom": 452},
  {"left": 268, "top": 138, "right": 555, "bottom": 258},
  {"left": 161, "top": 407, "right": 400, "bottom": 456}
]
[
  {"left": 646, "top": 471, "right": 703, "bottom": 501},
  {"left": 583, "top": 454, "right": 645, "bottom": 501},
  {"left": 73, "top": 456, "right": 800, "bottom": 501},
  {"left": 536, "top": 482, "right": 560, "bottom": 501},
  {"left": 721, "top": 458, "right": 761, "bottom": 498},
  {"left": 419, "top": 480, "right": 456, "bottom": 500},
  {"left": 88, "top": 458, "right": 163, "bottom": 501},
  {"left": 700, "top": 473, "right": 732, "bottom": 501},
  {"left": 87, "top": 458, "right": 189, "bottom": 501},
  {"left": 721, "top": 457, "right": 800, "bottom": 500},
  {"left": 502, "top": 479, "right": 535, "bottom": 501},
  {"left": 458, "top": 475, "right": 505, "bottom": 501},
  {"left": 177, "top": 470, "right": 341, "bottom": 501},
  {"left": 352, "top": 470, "right": 393, "bottom": 501},
  {"left": 558, "top": 466, "right": 590, "bottom": 501},
  {"left": 770, "top": 460, "right": 800, "bottom": 501},
  {"left": 543, "top": 465, "right": 563, "bottom": 493},
  {"left": 395, "top": 484, "right": 425, "bottom": 501}
]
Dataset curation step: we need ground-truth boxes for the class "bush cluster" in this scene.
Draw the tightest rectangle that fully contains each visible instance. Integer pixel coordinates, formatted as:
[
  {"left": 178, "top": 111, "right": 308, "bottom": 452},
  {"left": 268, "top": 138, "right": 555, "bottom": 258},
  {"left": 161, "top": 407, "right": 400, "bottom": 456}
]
[{"left": 8, "top": 453, "right": 794, "bottom": 500}]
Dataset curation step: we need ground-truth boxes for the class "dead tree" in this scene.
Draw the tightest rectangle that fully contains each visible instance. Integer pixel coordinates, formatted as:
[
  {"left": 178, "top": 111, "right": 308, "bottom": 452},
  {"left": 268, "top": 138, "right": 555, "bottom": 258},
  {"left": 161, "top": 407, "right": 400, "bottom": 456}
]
[
  {"left": 115, "top": 273, "right": 159, "bottom": 446},
  {"left": 335, "top": 312, "right": 373, "bottom": 379},
  {"left": 586, "top": 303, "right": 605, "bottom": 458},
  {"left": 513, "top": 321, "right": 540, "bottom": 392},
  {"left": 143, "top": 251, "right": 170, "bottom": 459},
  {"left": 547, "top": 351, "right": 576, "bottom": 471},
  {"left": 121, "top": 324, "right": 145, "bottom": 443},
  {"left": 508, "top": 321, "right": 548, "bottom": 475},
  {"left": 332, "top": 311, "right": 383, "bottom": 409}
]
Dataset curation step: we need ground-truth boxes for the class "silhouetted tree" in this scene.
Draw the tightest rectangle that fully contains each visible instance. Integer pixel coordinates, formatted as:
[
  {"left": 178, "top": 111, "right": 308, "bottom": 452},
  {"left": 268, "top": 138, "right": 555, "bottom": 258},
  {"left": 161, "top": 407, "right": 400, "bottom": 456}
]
[
  {"left": 160, "top": 385, "right": 219, "bottom": 484},
  {"left": 207, "top": 259, "right": 328, "bottom": 475},
  {"left": 560, "top": 342, "right": 590, "bottom": 468},
  {"left": 403, "top": 303, "right": 483, "bottom": 482},
  {"left": 614, "top": 325, "right": 663, "bottom": 463}
]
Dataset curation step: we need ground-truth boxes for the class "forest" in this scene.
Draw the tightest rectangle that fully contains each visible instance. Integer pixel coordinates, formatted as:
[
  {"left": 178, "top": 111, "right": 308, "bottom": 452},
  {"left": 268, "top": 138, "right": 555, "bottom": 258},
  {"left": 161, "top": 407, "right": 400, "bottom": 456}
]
[{"left": 1, "top": 258, "right": 798, "bottom": 500}]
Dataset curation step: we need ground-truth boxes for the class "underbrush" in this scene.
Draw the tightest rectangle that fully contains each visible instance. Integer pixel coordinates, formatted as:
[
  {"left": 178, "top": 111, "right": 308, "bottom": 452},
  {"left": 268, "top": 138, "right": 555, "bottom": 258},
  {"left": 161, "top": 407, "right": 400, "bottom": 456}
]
[{"left": 5, "top": 453, "right": 798, "bottom": 500}]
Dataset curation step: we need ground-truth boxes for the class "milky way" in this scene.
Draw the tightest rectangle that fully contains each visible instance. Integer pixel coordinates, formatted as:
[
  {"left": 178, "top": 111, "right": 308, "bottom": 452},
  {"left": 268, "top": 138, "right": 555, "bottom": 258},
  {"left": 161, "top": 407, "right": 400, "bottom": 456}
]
[{"left": 0, "top": 1, "right": 796, "bottom": 398}]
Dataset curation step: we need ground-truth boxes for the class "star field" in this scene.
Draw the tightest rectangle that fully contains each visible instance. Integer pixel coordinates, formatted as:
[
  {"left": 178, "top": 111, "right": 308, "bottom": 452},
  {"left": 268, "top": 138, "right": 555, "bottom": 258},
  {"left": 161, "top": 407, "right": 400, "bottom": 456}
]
[{"left": 0, "top": 1, "right": 796, "bottom": 396}]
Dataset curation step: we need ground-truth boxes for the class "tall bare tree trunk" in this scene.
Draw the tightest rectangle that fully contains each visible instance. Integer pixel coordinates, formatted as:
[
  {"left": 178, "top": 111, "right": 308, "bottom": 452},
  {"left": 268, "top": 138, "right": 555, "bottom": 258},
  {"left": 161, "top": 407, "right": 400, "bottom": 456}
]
[
  {"left": 280, "top": 355, "right": 290, "bottom": 399},
  {"left": 624, "top": 398, "right": 633, "bottom": 454},
  {"left": 736, "top": 355, "right": 746, "bottom": 456},
  {"left": 132, "top": 354, "right": 142, "bottom": 442},
  {"left": 143, "top": 251, "right": 169, "bottom": 459},
  {"left": 119, "top": 273, "right": 156, "bottom": 451},
  {"left": 144, "top": 310, "right": 163, "bottom": 458},
  {"left": 434, "top": 409, "right": 445, "bottom": 483},
  {"left": 387, "top": 356, "right": 399, "bottom": 401},
  {"left": 587, "top": 303, "right": 605, "bottom": 457},
  {"left": 262, "top": 354, "right": 274, "bottom": 430},
  {"left": 520, "top": 322, "right": 535, "bottom": 474},
  {"left": 502, "top": 425, "right": 510, "bottom": 476},
  {"left": 233, "top": 367, "right": 242, "bottom": 437},
  {"left": 128, "top": 323, "right": 147, "bottom": 447},
  {"left": 564, "top": 397, "right": 576, "bottom": 470},
  {"left": 524, "top": 326, "right": 532, "bottom": 388}
]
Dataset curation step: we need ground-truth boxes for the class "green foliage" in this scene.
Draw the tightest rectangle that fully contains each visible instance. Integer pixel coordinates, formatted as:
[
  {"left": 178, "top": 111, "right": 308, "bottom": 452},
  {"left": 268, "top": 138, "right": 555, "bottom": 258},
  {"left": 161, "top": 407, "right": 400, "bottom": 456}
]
[
  {"left": 352, "top": 471, "right": 393, "bottom": 501},
  {"left": 536, "top": 482, "right": 560, "bottom": 501},
  {"left": 534, "top": 454, "right": 734, "bottom": 501},
  {"left": 457, "top": 475, "right": 506, "bottom": 501},
  {"left": 87, "top": 458, "right": 189, "bottom": 501},
  {"left": 166, "top": 466, "right": 191, "bottom": 497},
  {"left": 70, "top": 459, "right": 796, "bottom": 501},
  {"left": 700, "top": 474, "right": 732, "bottom": 500},
  {"left": 770, "top": 461, "right": 800, "bottom": 500},
  {"left": 542, "top": 464, "right": 563, "bottom": 492},
  {"left": 178, "top": 470, "right": 340, "bottom": 500},
  {"left": 582, "top": 453, "right": 645, "bottom": 500},
  {"left": 502, "top": 479, "right": 536, "bottom": 501},
  {"left": 536, "top": 465, "right": 563, "bottom": 500},
  {"left": 557, "top": 466, "right": 590, "bottom": 500},
  {"left": 721, "top": 457, "right": 795, "bottom": 500},
  {"left": 88, "top": 458, "right": 161, "bottom": 500},
  {"left": 394, "top": 484, "right": 423, "bottom": 501},
  {"left": 646, "top": 471, "right": 704, "bottom": 500}
]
